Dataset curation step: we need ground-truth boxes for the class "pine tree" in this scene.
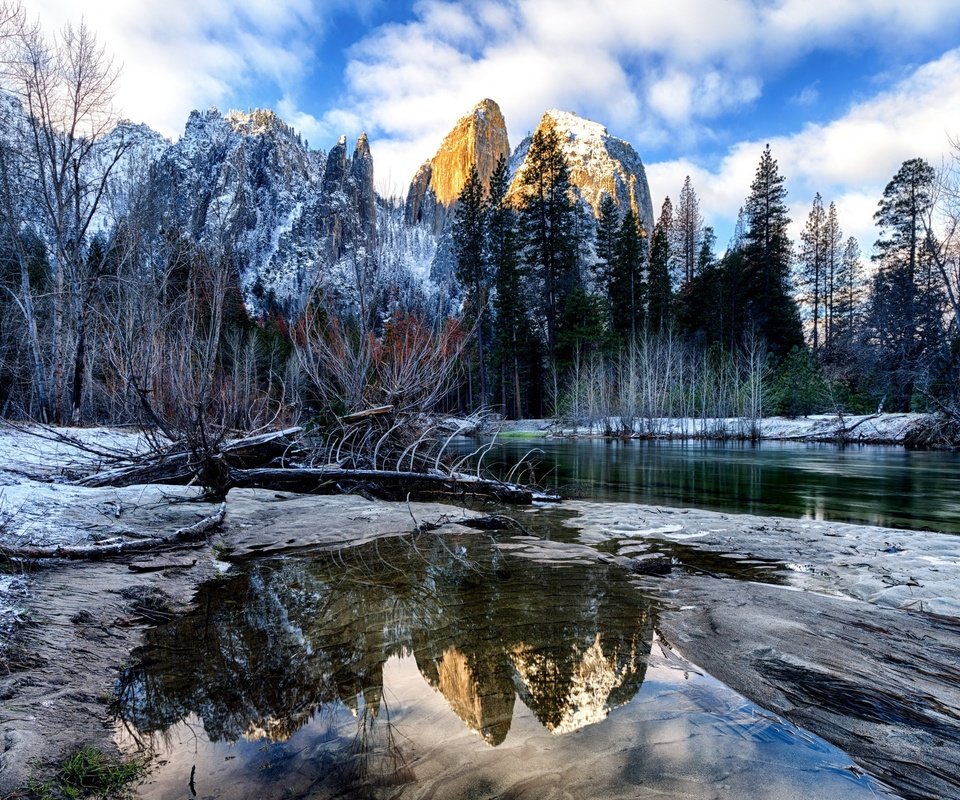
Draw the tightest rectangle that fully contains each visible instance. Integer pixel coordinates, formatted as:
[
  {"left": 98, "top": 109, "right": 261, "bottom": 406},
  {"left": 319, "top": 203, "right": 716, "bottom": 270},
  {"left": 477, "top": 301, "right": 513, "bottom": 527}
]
[
  {"left": 608, "top": 208, "right": 646, "bottom": 341},
  {"left": 867, "top": 157, "right": 945, "bottom": 409},
  {"left": 593, "top": 192, "right": 619, "bottom": 292},
  {"left": 741, "top": 145, "right": 803, "bottom": 357},
  {"left": 673, "top": 175, "right": 703, "bottom": 287},
  {"left": 798, "top": 193, "right": 826, "bottom": 351},
  {"left": 518, "top": 118, "right": 580, "bottom": 362},
  {"left": 488, "top": 155, "right": 537, "bottom": 418},
  {"left": 833, "top": 236, "right": 865, "bottom": 352},
  {"left": 647, "top": 198, "right": 673, "bottom": 333},
  {"left": 453, "top": 164, "right": 491, "bottom": 408},
  {"left": 823, "top": 202, "right": 843, "bottom": 351}
]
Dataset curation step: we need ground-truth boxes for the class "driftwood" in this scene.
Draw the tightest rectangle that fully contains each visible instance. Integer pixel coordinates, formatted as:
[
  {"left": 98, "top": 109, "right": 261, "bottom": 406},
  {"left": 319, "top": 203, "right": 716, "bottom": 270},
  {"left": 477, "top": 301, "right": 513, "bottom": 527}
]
[
  {"left": 70, "top": 423, "right": 558, "bottom": 504},
  {"left": 0, "top": 503, "right": 226, "bottom": 561},
  {"left": 340, "top": 406, "right": 393, "bottom": 422},
  {"left": 229, "top": 467, "right": 560, "bottom": 504},
  {"left": 76, "top": 428, "right": 304, "bottom": 488}
]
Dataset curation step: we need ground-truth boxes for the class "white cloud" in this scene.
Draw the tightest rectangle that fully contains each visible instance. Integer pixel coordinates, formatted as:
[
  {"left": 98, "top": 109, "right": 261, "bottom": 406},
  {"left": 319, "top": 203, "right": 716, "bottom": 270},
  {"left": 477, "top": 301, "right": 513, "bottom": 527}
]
[
  {"left": 322, "top": 0, "right": 960, "bottom": 187},
  {"left": 647, "top": 49, "right": 960, "bottom": 258},
  {"left": 29, "top": 0, "right": 330, "bottom": 137}
]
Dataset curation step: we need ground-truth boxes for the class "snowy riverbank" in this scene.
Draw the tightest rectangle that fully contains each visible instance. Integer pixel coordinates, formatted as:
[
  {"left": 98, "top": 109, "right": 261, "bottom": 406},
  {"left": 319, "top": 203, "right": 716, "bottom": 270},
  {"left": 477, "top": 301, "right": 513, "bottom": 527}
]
[
  {"left": 2, "top": 423, "right": 959, "bottom": 797},
  {"left": 491, "top": 412, "right": 931, "bottom": 443}
]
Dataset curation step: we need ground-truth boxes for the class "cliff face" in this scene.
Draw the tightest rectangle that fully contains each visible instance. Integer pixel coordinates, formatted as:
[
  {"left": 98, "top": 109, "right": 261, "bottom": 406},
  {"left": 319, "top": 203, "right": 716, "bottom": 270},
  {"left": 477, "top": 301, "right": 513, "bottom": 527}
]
[
  {"left": 405, "top": 98, "right": 510, "bottom": 233},
  {"left": 509, "top": 109, "right": 655, "bottom": 235}
]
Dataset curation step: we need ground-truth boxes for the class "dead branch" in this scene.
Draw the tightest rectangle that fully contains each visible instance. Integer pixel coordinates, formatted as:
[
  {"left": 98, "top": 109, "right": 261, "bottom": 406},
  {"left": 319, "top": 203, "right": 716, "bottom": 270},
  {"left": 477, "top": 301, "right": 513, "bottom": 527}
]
[
  {"left": 229, "top": 467, "right": 559, "bottom": 504},
  {"left": 0, "top": 502, "right": 225, "bottom": 561}
]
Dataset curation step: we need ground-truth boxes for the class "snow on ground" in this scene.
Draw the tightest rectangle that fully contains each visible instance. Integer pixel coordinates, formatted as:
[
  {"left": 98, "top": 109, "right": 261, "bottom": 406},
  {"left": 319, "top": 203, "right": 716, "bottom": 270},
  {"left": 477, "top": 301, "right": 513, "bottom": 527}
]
[
  {"left": 492, "top": 413, "right": 928, "bottom": 443},
  {"left": 562, "top": 500, "right": 960, "bottom": 618}
]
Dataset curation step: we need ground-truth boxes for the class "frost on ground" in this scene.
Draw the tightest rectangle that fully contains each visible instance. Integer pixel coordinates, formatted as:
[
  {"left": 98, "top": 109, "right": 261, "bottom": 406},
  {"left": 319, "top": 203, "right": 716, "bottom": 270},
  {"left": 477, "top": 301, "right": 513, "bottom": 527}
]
[
  {"left": 562, "top": 500, "right": 960, "bottom": 617},
  {"left": 496, "top": 413, "right": 929, "bottom": 443}
]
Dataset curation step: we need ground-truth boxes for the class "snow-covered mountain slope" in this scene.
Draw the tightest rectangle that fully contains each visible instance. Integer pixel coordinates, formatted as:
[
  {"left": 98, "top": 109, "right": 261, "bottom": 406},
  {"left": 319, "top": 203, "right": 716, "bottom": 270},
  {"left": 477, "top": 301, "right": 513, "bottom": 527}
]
[
  {"left": 509, "top": 109, "right": 655, "bottom": 234},
  {"left": 5, "top": 93, "right": 656, "bottom": 323}
]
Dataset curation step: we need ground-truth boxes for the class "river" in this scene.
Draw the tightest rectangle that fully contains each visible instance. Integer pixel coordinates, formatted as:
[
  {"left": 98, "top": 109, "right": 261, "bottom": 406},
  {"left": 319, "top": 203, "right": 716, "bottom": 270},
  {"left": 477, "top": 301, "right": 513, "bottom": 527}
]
[{"left": 459, "top": 438, "right": 960, "bottom": 532}]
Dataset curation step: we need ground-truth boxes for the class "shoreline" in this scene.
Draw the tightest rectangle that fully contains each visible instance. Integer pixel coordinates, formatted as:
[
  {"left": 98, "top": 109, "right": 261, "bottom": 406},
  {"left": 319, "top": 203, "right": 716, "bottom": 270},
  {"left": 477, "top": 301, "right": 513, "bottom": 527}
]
[
  {"left": 484, "top": 412, "right": 939, "bottom": 446},
  {"left": 1, "top": 425, "right": 959, "bottom": 797}
]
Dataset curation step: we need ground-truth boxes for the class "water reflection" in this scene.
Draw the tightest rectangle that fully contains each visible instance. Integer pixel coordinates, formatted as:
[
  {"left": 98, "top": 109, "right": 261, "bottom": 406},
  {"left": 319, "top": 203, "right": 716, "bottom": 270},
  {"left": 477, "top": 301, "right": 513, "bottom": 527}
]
[
  {"left": 465, "top": 439, "right": 960, "bottom": 532},
  {"left": 116, "top": 533, "right": 653, "bottom": 749}
]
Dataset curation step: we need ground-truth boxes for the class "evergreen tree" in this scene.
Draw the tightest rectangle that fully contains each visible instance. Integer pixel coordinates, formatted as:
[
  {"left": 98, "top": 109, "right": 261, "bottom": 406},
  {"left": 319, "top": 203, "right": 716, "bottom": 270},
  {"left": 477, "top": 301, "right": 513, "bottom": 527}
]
[
  {"left": 867, "top": 157, "right": 945, "bottom": 409},
  {"left": 593, "top": 192, "right": 619, "bottom": 292},
  {"left": 823, "top": 202, "right": 842, "bottom": 350},
  {"left": 453, "top": 164, "right": 491, "bottom": 407},
  {"left": 741, "top": 145, "right": 803, "bottom": 357},
  {"left": 798, "top": 192, "right": 826, "bottom": 351},
  {"left": 488, "top": 155, "right": 538, "bottom": 418},
  {"left": 833, "top": 236, "right": 865, "bottom": 351},
  {"left": 647, "top": 198, "right": 674, "bottom": 333},
  {"left": 673, "top": 175, "right": 704, "bottom": 286},
  {"left": 608, "top": 208, "right": 646, "bottom": 341},
  {"left": 518, "top": 118, "right": 580, "bottom": 362}
]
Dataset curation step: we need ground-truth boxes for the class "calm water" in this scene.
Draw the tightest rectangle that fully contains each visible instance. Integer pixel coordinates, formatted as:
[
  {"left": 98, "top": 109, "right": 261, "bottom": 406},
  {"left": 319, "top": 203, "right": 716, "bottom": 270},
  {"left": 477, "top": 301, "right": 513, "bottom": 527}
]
[
  {"left": 115, "top": 533, "right": 894, "bottom": 799},
  {"left": 462, "top": 438, "right": 960, "bottom": 533}
]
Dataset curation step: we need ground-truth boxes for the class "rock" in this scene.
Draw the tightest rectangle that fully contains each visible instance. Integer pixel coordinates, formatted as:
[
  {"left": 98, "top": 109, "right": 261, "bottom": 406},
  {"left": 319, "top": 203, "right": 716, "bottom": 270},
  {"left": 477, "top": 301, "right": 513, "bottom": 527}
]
[
  {"left": 508, "top": 109, "right": 655, "bottom": 233},
  {"left": 405, "top": 98, "right": 511, "bottom": 233}
]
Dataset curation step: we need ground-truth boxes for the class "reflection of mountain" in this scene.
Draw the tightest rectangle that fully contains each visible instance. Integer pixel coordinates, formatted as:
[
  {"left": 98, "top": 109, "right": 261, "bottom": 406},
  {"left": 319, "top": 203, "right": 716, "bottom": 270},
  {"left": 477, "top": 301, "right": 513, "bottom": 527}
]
[{"left": 116, "top": 533, "right": 654, "bottom": 747}]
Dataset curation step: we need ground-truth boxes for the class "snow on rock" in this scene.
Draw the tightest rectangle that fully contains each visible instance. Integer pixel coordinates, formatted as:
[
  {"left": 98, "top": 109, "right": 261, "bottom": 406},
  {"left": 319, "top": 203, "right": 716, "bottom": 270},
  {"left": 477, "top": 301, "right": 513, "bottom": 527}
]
[
  {"left": 509, "top": 108, "right": 655, "bottom": 233},
  {"left": 563, "top": 500, "right": 960, "bottom": 618}
]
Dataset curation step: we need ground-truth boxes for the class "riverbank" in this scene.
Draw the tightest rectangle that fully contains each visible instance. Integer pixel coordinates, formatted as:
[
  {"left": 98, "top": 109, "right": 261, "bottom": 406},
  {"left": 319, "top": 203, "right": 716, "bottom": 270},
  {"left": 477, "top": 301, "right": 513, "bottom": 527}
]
[
  {"left": 2, "top": 426, "right": 959, "bottom": 798},
  {"left": 490, "top": 412, "right": 934, "bottom": 444}
]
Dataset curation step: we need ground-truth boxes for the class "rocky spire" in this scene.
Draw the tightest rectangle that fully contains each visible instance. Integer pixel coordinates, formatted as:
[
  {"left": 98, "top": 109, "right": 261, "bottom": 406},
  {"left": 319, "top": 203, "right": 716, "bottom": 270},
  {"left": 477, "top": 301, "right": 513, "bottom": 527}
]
[
  {"left": 405, "top": 98, "right": 510, "bottom": 232},
  {"left": 509, "top": 109, "right": 655, "bottom": 235}
]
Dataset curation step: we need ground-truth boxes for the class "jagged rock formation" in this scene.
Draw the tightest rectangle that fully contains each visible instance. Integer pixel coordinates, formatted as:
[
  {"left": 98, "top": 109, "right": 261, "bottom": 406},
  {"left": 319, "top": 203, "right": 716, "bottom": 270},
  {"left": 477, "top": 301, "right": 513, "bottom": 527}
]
[
  {"left": 405, "top": 98, "right": 511, "bottom": 233},
  {"left": 509, "top": 109, "right": 655, "bottom": 234},
  {"left": 4, "top": 89, "right": 656, "bottom": 324}
]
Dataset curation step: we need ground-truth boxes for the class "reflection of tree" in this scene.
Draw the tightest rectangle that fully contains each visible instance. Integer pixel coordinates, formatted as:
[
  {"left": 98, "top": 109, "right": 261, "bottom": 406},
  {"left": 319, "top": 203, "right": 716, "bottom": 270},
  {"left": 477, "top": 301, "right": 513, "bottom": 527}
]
[{"left": 115, "top": 533, "right": 655, "bottom": 753}]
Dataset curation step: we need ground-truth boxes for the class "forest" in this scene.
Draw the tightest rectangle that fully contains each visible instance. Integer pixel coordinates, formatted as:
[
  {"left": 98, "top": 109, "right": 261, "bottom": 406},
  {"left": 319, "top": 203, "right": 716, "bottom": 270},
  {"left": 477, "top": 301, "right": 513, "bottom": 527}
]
[{"left": 2, "top": 2, "right": 960, "bottom": 448}]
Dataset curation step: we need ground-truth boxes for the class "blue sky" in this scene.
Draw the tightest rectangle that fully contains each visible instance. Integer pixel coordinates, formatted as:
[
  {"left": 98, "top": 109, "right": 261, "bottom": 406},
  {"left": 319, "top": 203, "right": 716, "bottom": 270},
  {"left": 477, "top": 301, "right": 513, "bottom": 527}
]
[{"left": 33, "top": 0, "right": 960, "bottom": 254}]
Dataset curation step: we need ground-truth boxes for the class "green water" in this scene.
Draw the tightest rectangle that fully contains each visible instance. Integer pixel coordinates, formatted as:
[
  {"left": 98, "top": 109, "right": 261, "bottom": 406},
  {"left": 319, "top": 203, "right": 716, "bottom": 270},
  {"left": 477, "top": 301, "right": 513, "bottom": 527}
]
[
  {"left": 464, "top": 438, "right": 960, "bottom": 532},
  {"left": 115, "top": 533, "right": 894, "bottom": 799}
]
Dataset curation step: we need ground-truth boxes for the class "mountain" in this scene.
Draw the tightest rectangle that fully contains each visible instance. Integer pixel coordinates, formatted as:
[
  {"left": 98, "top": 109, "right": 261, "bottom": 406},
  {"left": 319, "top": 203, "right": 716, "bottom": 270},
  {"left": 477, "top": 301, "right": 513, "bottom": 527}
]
[
  {"left": 509, "top": 109, "right": 655, "bottom": 234},
  {"left": 4, "top": 90, "right": 655, "bottom": 322},
  {"left": 405, "top": 98, "right": 511, "bottom": 234}
]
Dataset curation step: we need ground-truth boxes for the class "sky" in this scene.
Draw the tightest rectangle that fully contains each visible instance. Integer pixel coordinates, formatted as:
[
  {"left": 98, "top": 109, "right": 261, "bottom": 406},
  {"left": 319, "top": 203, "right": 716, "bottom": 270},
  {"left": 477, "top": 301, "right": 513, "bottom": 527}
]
[{"left": 29, "top": 0, "right": 960, "bottom": 255}]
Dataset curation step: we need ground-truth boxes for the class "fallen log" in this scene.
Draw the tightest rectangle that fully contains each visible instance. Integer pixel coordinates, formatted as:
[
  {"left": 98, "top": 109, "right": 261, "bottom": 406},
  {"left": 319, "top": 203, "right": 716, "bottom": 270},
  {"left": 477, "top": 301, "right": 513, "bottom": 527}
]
[
  {"left": 0, "top": 503, "right": 226, "bottom": 561},
  {"left": 229, "top": 467, "right": 560, "bottom": 504},
  {"left": 76, "top": 428, "right": 305, "bottom": 488}
]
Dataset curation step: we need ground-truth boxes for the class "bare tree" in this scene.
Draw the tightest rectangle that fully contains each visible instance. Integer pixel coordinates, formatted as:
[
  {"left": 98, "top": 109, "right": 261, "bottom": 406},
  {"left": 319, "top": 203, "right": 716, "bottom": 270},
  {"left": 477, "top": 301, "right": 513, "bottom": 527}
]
[{"left": 2, "top": 10, "right": 126, "bottom": 422}]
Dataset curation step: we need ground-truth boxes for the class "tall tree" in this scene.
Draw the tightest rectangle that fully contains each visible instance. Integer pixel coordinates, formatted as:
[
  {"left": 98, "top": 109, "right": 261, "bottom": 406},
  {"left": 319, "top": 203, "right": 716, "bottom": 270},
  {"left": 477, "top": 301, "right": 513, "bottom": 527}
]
[
  {"left": 673, "top": 175, "right": 703, "bottom": 287},
  {"left": 647, "top": 198, "right": 673, "bottom": 333},
  {"left": 823, "top": 201, "right": 843, "bottom": 350},
  {"left": 488, "top": 155, "right": 538, "bottom": 418},
  {"left": 592, "top": 192, "right": 619, "bottom": 292},
  {"left": 608, "top": 208, "right": 646, "bottom": 341},
  {"left": 867, "top": 157, "right": 945, "bottom": 409},
  {"left": 741, "top": 145, "right": 803, "bottom": 357},
  {"left": 798, "top": 192, "right": 826, "bottom": 350},
  {"left": 517, "top": 118, "right": 579, "bottom": 363},
  {"left": 452, "top": 163, "right": 491, "bottom": 407},
  {"left": 833, "top": 236, "right": 866, "bottom": 352},
  {"left": 2, "top": 12, "right": 126, "bottom": 422}
]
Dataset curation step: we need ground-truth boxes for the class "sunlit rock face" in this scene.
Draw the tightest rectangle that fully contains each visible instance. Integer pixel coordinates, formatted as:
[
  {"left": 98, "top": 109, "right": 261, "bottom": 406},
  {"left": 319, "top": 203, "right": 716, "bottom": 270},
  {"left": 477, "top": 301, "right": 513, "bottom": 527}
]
[
  {"left": 405, "top": 98, "right": 511, "bottom": 233},
  {"left": 508, "top": 109, "right": 655, "bottom": 233},
  {"left": 511, "top": 631, "right": 647, "bottom": 735},
  {"left": 431, "top": 646, "right": 516, "bottom": 745}
]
